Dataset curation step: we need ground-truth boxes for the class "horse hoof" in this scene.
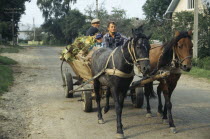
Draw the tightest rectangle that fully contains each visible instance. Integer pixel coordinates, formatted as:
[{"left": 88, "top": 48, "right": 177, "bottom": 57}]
[
  {"left": 146, "top": 113, "right": 152, "bottom": 118},
  {"left": 170, "top": 127, "right": 177, "bottom": 134},
  {"left": 162, "top": 119, "right": 168, "bottom": 125},
  {"left": 98, "top": 119, "right": 105, "bottom": 124},
  {"left": 157, "top": 112, "right": 163, "bottom": 117},
  {"left": 115, "top": 133, "right": 124, "bottom": 139},
  {"left": 103, "top": 106, "right": 110, "bottom": 114}
]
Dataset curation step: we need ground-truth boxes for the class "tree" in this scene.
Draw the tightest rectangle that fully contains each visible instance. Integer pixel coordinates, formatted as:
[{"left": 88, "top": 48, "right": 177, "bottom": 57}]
[
  {"left": 37, "top": 0, "right": 77, "bottom": 20},
  {"left": 84, "top": 6, "right": 135, "bottom": 37},
  {"left": 0, "top": 0, "right": 30, "bottom": 42},
  {"left": 142, "top": 0, "right": 172, "bottom": 42},
  {"left": 40, "top": 9, "right": 87, "bottom": 44},
  {"left": 143, "top": 0, "right": 172, "bottom": 22},
  {"left": 37, "top": 0, "right": 90, "bottom": 44}
]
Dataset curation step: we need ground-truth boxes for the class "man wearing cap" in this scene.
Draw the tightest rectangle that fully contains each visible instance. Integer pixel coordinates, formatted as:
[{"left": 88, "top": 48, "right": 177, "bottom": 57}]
[
  {"left": 103, "top": 21, "right": 127, "bottom": 49},
  {"left": 86, "top": 19, "right": 100, "bottom": 36}
]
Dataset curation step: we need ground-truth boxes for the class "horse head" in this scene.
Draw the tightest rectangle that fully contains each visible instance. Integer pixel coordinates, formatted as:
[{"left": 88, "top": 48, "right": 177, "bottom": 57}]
[
  {"left": 174, "top": 31, "right": 193, "bottom": 72},
  {"left": 131, "top": 26, "right": 151, "bottom": 75}
]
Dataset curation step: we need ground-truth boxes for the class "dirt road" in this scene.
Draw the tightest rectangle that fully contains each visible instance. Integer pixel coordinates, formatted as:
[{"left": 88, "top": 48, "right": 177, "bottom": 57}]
[{"left": 0, "top": 47, "right": 210, "bottom": 139}]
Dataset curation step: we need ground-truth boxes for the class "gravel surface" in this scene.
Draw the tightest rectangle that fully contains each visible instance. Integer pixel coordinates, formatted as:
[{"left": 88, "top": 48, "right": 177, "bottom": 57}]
[{"left": 0, "top": 46, "right": 210, "bottom": 139}]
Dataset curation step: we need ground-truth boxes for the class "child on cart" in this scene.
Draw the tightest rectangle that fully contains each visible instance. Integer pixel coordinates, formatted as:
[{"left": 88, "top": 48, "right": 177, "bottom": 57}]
[{"left": 86, "top": 34, "right": 105, "bottom": 60}]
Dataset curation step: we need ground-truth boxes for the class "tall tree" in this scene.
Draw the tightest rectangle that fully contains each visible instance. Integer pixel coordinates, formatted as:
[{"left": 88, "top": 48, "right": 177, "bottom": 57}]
[
  {"left": 143, "top": 0, "right": 172, "bottom": 22},
  {"left": 142, "top": 0, "right": 172, "bottom": 42},
  {"left": 37, "top": 0, "right": 76, "bottom": 20},
  {"left": 0, "top": 0, "right": 30, "bottom": 41},
  {"left": 84, "top": 6, "right": 135, "bottom": 37}
]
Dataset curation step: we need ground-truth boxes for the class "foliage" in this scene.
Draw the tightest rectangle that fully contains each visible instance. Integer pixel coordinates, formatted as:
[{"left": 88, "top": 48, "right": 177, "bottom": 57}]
[
  {"left": 0, "top": 45, "right": 23, "bottom": 53},
  {"left": 39, "top": 6, "right": 87, "bottom": 44},
  {"left": 142, "top": 0, "right": 172, "bottom": 42},
  {"left": 192, "top": 57, "right": 210, "bottom": 70},
  {"left": 61, "top": 36, "right": 95, "bottom": 61},
  {"left": 0, "top": 56, "right": 17, "bottom": 65},
  {"left": 0, "top": 65, "right": 14, "bottom": 95},
  {"left": 0, "top": 0, "right": 30, "bottom": 41},
  {"left": 143, "top": 0, "right": 172, "bottom": 22},
  {"left": 37, "top": 0, "right": 77, "bottom": 20},
  {"left": 84, "top": 6, "right": 135, "bottom": 37},
  {"left": 184, "top": 66, "right": 210, "bottom": 81},
  {"left": 0, "top": 56, "right": 17, "bottom": 95}
]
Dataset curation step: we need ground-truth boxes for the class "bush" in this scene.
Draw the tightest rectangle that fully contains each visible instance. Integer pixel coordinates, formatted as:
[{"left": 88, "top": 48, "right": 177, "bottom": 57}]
[{"left": 193, "top": 57, "right": 210, "bottom": 70}]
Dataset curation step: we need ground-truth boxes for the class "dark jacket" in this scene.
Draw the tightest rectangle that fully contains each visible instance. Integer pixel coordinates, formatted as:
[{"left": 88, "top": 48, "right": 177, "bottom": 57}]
[
  {"left": 103, "top": 32, "right": 127, "bottom": 49},
  {"left": 86, "top": 26, "right": 99, "bottom": 36}
]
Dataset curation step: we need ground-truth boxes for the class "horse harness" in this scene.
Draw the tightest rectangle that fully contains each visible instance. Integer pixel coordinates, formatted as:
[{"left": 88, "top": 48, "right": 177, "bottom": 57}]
[{"left": 104, "top": 38, "right": 149, "bottom": 78}]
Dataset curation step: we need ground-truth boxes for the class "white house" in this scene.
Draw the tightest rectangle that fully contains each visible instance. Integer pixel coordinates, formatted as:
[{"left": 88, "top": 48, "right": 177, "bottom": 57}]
[{"left": 164, "top": 0, "right": 210, "bottom": 18}]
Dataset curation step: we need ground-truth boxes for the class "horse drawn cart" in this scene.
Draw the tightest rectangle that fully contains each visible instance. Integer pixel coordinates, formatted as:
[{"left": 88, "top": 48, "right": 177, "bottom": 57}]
[{"left": 60, "top": 57, "right": 170, "bottom": 112}]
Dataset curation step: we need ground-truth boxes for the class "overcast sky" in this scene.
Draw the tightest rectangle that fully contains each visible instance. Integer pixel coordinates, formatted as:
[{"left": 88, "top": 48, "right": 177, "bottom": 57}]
[{"left": 20, "top": 0, "right": 147, "bottom": 27}]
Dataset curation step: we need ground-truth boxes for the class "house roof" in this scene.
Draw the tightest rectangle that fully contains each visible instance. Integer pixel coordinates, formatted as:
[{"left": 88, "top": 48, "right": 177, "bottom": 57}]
[{"left": 164, "top": 0, "right": 210, "bottom": 17}]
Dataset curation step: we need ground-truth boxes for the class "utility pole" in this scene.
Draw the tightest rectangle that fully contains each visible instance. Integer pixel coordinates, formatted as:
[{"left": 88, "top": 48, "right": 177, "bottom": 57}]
[
  {"left": 12, "top": 12, "right": 15, "bottom": 46},
  {"left": 193, "top": 0, "right": 198, "bottom": 58},
  {"left": 33, "top": 17, "right": 36, "bottom": 41},
  {"left": 96, "top": 0, "right": 99, "bottom": 18},
  {"left": 4, "top": 8, "right": 22, "bottom": 47}
]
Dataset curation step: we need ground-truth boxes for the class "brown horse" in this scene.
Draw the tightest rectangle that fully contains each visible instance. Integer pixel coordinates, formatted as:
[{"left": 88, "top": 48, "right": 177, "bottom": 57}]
[{"left": 145, "top": 30, "right": 193, "bottom": 133}]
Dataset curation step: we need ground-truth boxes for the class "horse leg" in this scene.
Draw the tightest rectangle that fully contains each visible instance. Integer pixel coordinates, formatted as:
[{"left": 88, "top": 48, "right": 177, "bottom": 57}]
[
  {"left": 94, "top": 79, "right": 104, "bottom": 124},
  {"left": 162, "top": 79, "right": 177, "bottom": 133},
  {"left": 104, "top": 88, "right": 111, "bottom": 114},
  {"left": 162, "top": 101, "right": 168, "bottom": 124},
  {"left": 111, "top": 87, "right": 124, "bottom": 138},
  {"left": 157, "top": 84, "right": 163, "bottom": 117},
  {"left": 144, "top": 83, "right": 152, "bottom": 118}
]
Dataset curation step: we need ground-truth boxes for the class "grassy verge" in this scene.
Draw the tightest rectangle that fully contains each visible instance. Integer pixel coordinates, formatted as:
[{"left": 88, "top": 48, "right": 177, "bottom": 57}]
[
  {"left": 0, "top": 45, "right": 24, "bottom": 53},
  {"left": 183, "top": 67, "right": 210, "bottom": 81},
  {"left": 0, "top": 56, "right": 17, "bottom": 95}
]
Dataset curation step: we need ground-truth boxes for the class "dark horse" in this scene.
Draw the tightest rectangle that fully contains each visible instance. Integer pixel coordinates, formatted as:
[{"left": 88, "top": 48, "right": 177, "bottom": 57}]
[
  {"left": 145, "top": 31, "right": 193, "bottom": 133},
  {"left": 91, "top": 29, "right": 151, "bottom": 138}
]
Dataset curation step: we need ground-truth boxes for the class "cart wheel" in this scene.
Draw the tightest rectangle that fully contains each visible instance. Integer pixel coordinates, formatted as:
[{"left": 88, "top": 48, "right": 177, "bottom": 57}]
[
  {"left": 131, "top": 87, "right": 144, "bottom": 108},
  {"left": 82, "top": 91, "right": 92, "bottom": 112},
  {"left": 64, "top": 73, "right": 73, "bottom": 98}
]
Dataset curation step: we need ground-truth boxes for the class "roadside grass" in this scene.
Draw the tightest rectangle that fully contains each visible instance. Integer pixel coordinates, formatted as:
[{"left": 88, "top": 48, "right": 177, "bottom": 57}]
[
  {"left": 183, "top": 67, "right": 210, "bottom": 81},
  {"left": 0, "top": 56, "right": 17, "bottom": 65},
  {"left": 0, "top": 64, "right": 14, "bottom": 95},
  {"left": 0, "top": 54, "right": 18, "bottom": 96},
  {"left": 0, "top": 45, "right": 24, "bottom": 53}
]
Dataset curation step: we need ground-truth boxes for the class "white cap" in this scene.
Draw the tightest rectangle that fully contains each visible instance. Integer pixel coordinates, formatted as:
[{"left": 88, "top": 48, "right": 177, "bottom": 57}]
[{"left": 91, "top": 19, "right": 100, "bottom": 24}]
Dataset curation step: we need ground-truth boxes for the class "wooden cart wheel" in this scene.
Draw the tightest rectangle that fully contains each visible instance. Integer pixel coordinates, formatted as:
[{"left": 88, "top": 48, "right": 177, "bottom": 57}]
[
  {"left": 64, "top": 73, "right": 73, "bottom": 98},
  {"left": 131, "top": 87, "right": 144, "bottom": 108},
  {"left": 82, "top": 91, "right": 93, "bottom": 112}
]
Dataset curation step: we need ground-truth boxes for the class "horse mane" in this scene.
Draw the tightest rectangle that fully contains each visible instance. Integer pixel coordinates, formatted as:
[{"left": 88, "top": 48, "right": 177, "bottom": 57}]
[{"left": 158, "top": 31, "right": 191, "bottom": 68}]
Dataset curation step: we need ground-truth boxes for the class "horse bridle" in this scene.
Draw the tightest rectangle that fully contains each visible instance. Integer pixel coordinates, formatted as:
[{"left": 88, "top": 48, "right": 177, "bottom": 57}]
[
  {"left": 173, "top": 41, "right": 192, "bottom": 66},
  {"left": 121, "top": 38, "right": 150, "bottom": 67}
]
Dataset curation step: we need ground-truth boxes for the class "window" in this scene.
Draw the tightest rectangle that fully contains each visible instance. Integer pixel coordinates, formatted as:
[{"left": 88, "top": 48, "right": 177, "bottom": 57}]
[{"left": 188, "top": 0, "right": 195, "bottom": 9}]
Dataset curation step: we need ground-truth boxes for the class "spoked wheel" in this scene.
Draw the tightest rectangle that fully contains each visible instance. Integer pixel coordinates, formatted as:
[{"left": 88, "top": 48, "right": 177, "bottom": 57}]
[
  {"left": 82, "top": 90, "right": 93, "bottom": 112},
  {"left": 131, "top": 87, "right": 144, "bottom": 108},
  {"left": 64, "top": 73, "right": 74, "bottom": 98}
]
